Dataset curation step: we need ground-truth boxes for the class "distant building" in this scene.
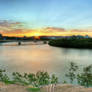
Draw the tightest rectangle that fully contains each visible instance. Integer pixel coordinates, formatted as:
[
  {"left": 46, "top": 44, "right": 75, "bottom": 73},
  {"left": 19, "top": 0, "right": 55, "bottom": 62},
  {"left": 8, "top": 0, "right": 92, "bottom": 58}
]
[
  {"left": 3, "top": 37, "right": 6, "bottom": 40},
  {"left": 0, "top": 34, "right": 2, "bottom": 38},
  {"left": 84, "top": 35, "right": 90, "bottom": 38},
  {"left": 47, "top": 36, "right": 64, "bottom": 39},
  {"left": 76, "top": 35, "right": 84, "bottom": 39}
]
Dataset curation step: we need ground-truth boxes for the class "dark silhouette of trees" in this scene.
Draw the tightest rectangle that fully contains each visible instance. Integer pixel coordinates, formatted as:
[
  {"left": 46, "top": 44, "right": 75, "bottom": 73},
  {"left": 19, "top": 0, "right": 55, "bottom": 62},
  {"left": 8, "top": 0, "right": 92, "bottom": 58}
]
[{"left": 49, "top": 37, "right": 92, "bottom": 49}]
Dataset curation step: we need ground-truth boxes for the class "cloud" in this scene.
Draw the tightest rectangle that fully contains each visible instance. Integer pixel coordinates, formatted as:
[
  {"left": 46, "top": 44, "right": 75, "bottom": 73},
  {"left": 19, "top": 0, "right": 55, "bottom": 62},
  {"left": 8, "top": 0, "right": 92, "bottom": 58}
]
[
  {"left": 0, "top": 20, "right": 27, "bottom": 36},
  {"left": 0, "top": 20, "right": 22, "bottom": 28},
  {"left": 43, "top": 27, "right": 66, "bottom": 33},
  {"left": 0, "top": 20, "right": 92, "bottom": 37},
  {"left": 71, "top": 29, "right": 92, "bottom": 32}
]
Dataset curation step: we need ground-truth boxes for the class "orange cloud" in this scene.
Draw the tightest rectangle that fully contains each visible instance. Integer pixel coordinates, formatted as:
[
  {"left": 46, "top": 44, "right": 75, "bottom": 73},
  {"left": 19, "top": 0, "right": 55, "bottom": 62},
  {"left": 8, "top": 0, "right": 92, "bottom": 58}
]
[{"left": 0, "top": 20, "right": 92, "bottom": 37}]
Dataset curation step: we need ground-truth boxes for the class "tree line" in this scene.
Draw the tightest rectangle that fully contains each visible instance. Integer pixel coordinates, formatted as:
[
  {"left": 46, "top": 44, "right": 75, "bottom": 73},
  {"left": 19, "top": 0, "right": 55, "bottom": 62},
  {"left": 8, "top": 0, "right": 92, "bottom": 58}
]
[{"left": 48, "top": 37, "right": 92, "bottom": 49}]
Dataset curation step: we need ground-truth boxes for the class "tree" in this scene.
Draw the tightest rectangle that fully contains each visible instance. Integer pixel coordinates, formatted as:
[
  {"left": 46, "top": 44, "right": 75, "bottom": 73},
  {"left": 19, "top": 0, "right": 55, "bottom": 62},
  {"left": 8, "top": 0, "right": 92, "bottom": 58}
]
[
  {"left": 51, "top": 74, "right": 58, "bottom": 84},
  {"left": 65, "top": 62, "right": 78, "bottom": 83},
  {"left": 0, "top": 69, "right": 6, "bottom": 81},
  {"left": 27, "top": 73, "right": 37, "bottom": 86},
  {"left": 36, "top": 71, "right": 50, "bottom": 87},
  {"left": 0, "top": 69, "right": 10, "bottom": 83},
  {"left": 77, "top": 65, "right": 92, "bottom": 87}
]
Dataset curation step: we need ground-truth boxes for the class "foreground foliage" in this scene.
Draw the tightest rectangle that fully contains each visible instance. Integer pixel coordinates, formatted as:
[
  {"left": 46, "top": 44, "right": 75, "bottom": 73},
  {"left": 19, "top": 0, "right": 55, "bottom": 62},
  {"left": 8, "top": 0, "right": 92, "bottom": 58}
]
[
  {"left": 77, "top": 65, "right": 92, "bottom": 87},
  {"left": 65, "top": 62, "right": 92, "bottom": 87},
  {"left": 0, "top": 62, "right": 92, "bottom": 87},
  {"left": 65, "top": 62, "right": 78, "bottom": 83},
  {"left": 0, "top": 70, "right": 58, "bottom": 87}
]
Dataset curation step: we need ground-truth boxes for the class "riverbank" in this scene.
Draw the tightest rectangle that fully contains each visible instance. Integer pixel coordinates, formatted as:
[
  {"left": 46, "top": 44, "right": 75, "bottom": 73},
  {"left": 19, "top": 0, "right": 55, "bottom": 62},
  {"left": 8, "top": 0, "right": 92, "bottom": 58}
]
[
  {"left": 0, "top": 82, "right": 27, "bottom": 92},
  {"left": 41, "top": 84, "right": 92, "bottom": 92},
  {"left": 0, "top": 82, "right": 92, "bottom": 92}
]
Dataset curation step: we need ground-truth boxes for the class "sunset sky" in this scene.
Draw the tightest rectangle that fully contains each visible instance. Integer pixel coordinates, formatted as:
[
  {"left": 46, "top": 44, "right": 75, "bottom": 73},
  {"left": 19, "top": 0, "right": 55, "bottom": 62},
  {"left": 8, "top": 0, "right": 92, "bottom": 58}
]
[{"left": 0, "top": 0, "right": 92, "bottom": 37}]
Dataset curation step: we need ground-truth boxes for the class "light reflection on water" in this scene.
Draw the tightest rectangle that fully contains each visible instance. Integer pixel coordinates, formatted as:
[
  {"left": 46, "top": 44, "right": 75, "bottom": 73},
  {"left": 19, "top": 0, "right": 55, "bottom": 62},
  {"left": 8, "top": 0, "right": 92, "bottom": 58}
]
[{"left": 0, "top": 42, "right": 92, "bottom": 83}]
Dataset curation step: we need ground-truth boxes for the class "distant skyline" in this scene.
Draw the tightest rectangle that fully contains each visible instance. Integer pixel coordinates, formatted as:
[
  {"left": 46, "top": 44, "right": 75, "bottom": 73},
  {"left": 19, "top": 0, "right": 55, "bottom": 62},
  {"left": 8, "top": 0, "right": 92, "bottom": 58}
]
[{"left": 0, "top": 0, "right": 92, "bottom": 37}]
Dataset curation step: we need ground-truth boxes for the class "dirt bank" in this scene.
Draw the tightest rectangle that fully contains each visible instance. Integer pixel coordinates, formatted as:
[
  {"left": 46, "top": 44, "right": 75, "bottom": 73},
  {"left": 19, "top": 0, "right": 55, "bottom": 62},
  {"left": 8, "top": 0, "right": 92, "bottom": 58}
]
[{"left": 0, "top": 82, "right": 92, "bottom": 92}]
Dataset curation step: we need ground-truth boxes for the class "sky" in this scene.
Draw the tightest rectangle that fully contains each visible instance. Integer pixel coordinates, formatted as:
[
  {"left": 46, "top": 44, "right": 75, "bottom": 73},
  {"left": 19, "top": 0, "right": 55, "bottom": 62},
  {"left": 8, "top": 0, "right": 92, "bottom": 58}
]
[{"left": 0, "top": 0, "right": 92, "bottom": 37}]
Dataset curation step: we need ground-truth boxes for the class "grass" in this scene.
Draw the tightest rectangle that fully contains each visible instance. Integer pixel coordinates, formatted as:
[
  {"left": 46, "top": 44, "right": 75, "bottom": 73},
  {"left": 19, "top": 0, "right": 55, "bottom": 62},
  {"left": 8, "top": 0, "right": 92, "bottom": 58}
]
[
  {"left": 4, "top": 80, "right": 15, "bottom": 85},
  {"left": 27, "top": 87, "right": 41, "bottom": 92}
]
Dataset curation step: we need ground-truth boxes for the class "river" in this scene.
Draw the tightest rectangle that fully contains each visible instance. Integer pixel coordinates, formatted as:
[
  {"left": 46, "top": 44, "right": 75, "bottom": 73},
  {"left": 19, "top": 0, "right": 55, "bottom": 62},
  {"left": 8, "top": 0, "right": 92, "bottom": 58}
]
[{"left": 0, "top": 42, "right": 92, "bottom": 83}]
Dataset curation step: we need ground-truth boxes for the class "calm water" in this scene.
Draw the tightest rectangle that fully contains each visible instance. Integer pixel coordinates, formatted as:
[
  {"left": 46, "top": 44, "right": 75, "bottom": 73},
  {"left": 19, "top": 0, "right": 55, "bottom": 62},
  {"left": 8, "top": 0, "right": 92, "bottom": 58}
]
[{"left": 0, "top": 42, "right": 92, "bottom": 83}]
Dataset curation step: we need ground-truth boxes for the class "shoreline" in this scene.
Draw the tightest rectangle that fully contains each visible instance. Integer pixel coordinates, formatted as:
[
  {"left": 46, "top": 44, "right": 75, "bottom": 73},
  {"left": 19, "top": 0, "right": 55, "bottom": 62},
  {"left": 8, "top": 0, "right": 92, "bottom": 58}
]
[{"left": 0, "top": 82, "right": 92, "bottom": 92}]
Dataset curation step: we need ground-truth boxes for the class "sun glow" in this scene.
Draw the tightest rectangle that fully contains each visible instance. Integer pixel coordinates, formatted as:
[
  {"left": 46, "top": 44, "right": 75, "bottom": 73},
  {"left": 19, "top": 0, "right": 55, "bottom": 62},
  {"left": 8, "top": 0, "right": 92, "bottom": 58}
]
[
  {"left": 34, "top": 32, "right": 40, "bottom": 36},
  {"left": 34, "top": 32, "right": 40, "bottom": 39},
  {"left": 1, "top": 28, "right": 92, "bottom": 37}
]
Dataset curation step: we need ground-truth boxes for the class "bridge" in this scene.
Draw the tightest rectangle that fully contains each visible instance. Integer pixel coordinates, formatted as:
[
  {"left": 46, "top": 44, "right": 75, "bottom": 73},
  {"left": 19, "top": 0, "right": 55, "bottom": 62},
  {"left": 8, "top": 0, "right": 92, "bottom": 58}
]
[
  {"left": 0, "top": 40, "right": 47, "bottom": 46},
  {"left": 0, "top": 40, "right": 36, "bottom": 43}
]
